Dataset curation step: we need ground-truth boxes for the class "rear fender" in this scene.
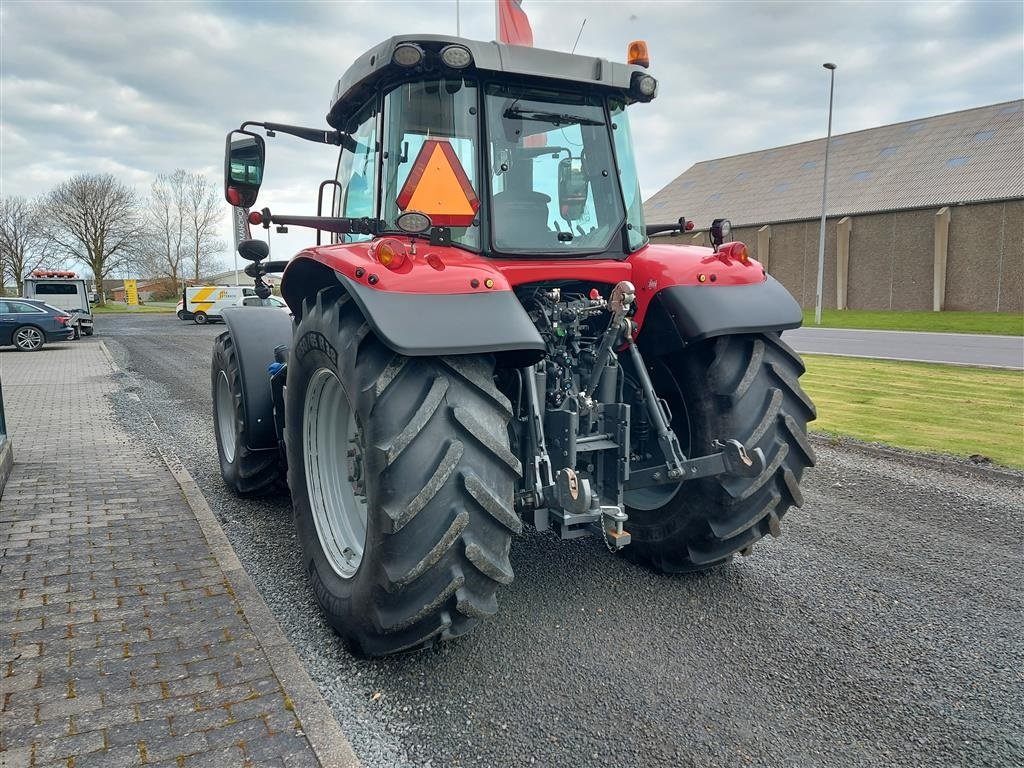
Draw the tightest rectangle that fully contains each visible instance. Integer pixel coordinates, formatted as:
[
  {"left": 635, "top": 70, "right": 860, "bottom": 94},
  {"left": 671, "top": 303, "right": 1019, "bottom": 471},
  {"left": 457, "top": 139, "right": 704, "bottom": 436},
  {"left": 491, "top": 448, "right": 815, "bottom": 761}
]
[
  {"left": 221, "top": 307, "right": 293, "bottom": 450},
  {"left": 636, "top": 275, "right": 803, "bottom": 357},
  {"left": 281, "top": 252, "right": 545, "bottom": 366}
]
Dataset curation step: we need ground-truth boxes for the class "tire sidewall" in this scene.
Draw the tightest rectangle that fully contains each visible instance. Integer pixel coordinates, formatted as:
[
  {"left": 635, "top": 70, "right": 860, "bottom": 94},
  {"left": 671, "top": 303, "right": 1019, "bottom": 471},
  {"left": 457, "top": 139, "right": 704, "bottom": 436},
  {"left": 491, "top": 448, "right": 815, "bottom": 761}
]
[
  {"left": 285, "top": 323, "right": 383, "bottom": 641},
  {"left": 194, "top": 312, "right": 207, "bottom": 325},
  {"left": 211, "top": 340, "right": 241, "bottom": 488}
]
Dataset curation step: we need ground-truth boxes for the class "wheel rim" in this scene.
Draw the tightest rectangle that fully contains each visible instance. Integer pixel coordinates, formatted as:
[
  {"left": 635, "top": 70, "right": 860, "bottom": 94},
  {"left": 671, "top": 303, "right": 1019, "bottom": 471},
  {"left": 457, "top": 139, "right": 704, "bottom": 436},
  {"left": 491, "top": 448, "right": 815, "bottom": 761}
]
[
  {"left": 15, "top": 328, "right": 42, "bottom": 350},
  {"left": 216, "top": 371, "right": 237, "bottom": 463},
  {"left": 303, "top": 367, "right": 368, "bottom": 579},
  {"left": 623, "top": 359, "right": 692, "bottom": 511}
]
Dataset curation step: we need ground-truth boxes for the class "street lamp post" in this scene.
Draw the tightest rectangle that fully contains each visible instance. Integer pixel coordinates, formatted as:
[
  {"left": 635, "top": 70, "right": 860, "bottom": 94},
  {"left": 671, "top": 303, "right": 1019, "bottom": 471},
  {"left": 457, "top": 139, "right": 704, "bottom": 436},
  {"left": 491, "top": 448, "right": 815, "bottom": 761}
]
[{"left": 814, "top": 62, "right": 837, "bottom": 326}]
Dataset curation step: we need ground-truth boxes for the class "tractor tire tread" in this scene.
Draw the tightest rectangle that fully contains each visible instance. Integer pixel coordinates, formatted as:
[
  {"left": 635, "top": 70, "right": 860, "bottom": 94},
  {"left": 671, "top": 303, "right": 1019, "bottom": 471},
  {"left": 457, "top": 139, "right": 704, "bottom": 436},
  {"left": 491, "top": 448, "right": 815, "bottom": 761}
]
[
  {"left": 625, "top": 331, "right": 815, "bottom": 573},
  {"left": 288, "top": 286, "right": 518, "bottom": 657}
]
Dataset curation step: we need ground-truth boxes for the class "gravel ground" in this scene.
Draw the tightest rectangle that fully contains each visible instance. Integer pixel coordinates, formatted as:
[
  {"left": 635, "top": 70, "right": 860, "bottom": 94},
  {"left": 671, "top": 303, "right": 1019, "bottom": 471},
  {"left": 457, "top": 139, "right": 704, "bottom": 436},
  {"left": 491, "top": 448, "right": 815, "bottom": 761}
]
[{"left": 100, "top": 314, "right": 1024, "bottom": 768}]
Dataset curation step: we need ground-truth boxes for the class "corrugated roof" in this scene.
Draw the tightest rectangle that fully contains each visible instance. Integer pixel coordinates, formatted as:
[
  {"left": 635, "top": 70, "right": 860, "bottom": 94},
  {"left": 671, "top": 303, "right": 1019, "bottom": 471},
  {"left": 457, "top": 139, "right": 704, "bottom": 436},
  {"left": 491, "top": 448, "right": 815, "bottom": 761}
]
[{"left": 643, "top": 100, "right": 1024, "bottom": 228}]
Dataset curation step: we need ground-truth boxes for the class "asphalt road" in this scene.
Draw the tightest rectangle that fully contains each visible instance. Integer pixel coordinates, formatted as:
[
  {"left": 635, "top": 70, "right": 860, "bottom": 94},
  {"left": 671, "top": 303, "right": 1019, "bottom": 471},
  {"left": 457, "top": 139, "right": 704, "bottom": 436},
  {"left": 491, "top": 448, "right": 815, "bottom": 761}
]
[
  {"left": 785, "top": 327, "right": 1024, "bottom": 369},
  {"left": 100, "top": 314, "right": 1024, "bottom": 768}
]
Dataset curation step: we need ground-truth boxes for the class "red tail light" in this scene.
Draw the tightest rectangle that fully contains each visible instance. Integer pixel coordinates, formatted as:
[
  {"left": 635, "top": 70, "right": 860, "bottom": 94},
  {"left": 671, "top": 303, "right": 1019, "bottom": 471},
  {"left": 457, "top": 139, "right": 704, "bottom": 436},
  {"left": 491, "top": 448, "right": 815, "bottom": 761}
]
[{"left": 56, "top": 315, "right": 70, "bottom": 326}]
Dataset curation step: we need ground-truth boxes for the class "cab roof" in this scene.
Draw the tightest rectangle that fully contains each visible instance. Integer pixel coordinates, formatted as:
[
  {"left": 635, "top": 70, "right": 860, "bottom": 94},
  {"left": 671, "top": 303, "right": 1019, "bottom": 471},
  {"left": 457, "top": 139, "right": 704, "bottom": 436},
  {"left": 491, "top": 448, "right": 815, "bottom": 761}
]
[{"left": 327, "top": 34, "right": 653, "bottom": 129}]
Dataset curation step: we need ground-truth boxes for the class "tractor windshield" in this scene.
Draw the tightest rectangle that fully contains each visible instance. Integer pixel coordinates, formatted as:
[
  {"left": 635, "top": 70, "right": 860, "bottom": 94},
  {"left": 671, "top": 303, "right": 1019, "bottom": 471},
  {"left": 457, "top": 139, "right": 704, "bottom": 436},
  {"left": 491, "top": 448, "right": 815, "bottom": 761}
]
[{"left": 485, "top": 83, "right": 640, "bottom": 255}]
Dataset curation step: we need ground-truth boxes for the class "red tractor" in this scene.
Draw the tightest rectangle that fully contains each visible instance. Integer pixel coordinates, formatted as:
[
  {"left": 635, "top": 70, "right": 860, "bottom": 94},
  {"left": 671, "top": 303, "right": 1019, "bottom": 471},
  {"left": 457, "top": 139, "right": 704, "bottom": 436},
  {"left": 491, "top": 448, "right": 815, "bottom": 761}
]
[{"left": 213, "top": 35, "right": 816, "bottom": 656}]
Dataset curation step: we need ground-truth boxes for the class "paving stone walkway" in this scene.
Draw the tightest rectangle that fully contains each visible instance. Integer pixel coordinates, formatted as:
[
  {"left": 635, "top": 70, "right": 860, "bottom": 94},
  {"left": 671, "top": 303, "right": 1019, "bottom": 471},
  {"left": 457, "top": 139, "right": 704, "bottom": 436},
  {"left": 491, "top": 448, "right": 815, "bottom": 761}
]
[{"left": 1, "top": 342, "right": 324, "bottom": 767}]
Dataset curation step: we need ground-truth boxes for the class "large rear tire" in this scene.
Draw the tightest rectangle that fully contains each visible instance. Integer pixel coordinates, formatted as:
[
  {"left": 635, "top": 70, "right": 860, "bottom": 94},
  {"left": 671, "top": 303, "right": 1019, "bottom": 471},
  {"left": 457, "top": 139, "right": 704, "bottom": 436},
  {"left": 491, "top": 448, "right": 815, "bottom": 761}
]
[
  {"left": 211, "top": 331, "right": 284, "bottom": 496},
  {"left": 286, "top": 287, "right": 521, "bottom": 657},
  {"left": 624, "top": 332, "right": 816, "bottom": 572}
]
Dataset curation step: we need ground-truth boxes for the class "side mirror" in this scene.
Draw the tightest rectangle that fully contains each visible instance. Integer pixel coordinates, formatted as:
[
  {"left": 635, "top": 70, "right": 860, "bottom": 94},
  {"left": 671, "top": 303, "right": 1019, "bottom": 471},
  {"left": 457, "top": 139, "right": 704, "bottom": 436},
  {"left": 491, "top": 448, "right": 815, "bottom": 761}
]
[
  {"left": 224, "top": 130, "right": 266, "bottom": 208},
  {"left": 557, "top": 157, "right": 589, "bottom": 222}
]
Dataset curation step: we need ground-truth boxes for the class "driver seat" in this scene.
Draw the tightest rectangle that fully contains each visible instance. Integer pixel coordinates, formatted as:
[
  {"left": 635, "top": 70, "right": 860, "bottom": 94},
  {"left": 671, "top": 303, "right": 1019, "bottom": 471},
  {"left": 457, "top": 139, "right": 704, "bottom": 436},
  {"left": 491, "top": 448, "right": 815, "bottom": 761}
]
[{"left": 492, "top": 190, "right": 552, "bottom": 248}]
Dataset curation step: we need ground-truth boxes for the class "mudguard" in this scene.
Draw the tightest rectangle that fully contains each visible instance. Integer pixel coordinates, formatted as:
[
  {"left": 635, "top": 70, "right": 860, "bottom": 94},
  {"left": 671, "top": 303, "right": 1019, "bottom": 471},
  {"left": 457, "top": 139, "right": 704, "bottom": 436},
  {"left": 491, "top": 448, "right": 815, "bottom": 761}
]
[
  {"left": 637, "top": 275, "right": 803, "bottom": 356},
  {"left": 336, "top": 273, "right": 545, "bottom": 365},
  {"left": 221, "top": 307, "right": 293, "bottom": 450}
]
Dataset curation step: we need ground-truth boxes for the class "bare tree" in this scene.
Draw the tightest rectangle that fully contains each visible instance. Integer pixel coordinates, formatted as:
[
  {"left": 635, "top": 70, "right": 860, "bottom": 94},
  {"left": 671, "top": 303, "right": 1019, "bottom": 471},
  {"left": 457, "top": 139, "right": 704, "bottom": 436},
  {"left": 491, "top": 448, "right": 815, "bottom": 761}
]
[
  {"left": 46, "top": 174, "right": 141, "bottom": 305},
  {"left": 142, "top": 171, "right": 189, "bottom": 296},
  {"left": 0, "top": 196, "right": 55, "bottom": 295},
  {"left": 183, "top": 172, "right": 225, "bottom": 279}
]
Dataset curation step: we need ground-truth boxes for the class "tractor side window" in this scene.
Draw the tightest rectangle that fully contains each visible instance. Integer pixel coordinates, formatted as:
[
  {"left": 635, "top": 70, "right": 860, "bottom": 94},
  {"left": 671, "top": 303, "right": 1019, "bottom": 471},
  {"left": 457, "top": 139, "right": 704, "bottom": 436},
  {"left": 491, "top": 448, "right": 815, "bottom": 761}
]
[
  {"left": 336, "top": 100, "right": 379, "bottom": 243},
  {"left": 382, "top": 79, "right": 480, "bottom": 250},
  {"left": 609, "top": 99, "right": 647, "bottom": 251}
]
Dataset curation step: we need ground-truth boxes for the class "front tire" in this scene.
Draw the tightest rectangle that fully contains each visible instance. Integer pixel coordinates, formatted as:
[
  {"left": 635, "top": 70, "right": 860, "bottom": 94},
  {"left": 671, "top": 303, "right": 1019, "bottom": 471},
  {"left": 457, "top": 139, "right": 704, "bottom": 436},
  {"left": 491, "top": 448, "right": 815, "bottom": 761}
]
[
  {"left": 13, "top": 326, "right": 44, "bottom": 352},
  {"left": 211, "top": 332, "right": 284, "bottom": 496},
  {"left": 624, "top": 332, "right": 816, "bottom": 572},
  {"left": 286, "top": 287, "right": 522, "bottom": 657}
]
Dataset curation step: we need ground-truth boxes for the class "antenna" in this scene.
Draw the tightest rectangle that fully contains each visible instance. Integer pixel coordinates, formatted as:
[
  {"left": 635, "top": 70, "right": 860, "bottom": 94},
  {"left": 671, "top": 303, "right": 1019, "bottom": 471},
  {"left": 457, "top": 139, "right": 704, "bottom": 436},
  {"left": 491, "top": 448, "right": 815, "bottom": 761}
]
[
  {"left": 456, "top": 0, "right": 461, "bottom": 36},
  {"left": 570, "top": 18, "right": 586, "bottom": 54}
]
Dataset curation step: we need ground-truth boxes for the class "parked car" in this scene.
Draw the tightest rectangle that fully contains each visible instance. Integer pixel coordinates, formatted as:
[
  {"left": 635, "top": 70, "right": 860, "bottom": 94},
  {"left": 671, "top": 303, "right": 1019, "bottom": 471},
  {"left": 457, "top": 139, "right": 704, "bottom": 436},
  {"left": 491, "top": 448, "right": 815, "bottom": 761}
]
[{"left": 0, "top": 298, "right": 75, "bottom": 351}]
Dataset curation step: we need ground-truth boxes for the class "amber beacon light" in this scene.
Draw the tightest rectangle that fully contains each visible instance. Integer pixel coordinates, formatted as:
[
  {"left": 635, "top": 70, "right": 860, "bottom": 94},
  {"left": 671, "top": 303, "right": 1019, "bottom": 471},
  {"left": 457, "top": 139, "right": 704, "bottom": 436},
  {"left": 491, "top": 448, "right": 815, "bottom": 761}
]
[{"left": 627, "top": 40, "right": 650, "bottom": 68}]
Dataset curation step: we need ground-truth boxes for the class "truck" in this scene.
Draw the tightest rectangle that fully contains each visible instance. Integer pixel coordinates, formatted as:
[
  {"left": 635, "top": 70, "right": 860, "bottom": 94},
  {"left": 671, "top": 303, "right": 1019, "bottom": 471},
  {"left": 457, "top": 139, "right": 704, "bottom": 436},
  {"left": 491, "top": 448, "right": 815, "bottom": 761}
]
[
  {"left": 212, "top": 35, "right": 816, "bottom": 657},
  {"left": 23, "top": 271, "right": 93, "bottom": 338}
]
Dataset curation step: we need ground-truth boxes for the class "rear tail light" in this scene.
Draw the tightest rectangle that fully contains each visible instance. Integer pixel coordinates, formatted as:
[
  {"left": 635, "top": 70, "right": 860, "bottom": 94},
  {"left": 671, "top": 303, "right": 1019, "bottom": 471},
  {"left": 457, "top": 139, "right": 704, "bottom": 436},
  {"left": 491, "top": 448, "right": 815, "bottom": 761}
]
[
  {"left": 372, "top": 238, "right": 408, "bottom": 271},
  {"left": 56, "top": 315, "right": 70, "bottom": 326}
]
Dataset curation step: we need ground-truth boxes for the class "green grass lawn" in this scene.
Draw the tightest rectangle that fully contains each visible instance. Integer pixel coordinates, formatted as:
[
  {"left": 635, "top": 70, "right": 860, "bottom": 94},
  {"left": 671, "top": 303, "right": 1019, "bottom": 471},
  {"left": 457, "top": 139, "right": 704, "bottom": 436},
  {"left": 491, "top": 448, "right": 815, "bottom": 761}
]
[
  {"left": 92, "top": 304, "right": 175, "bottom": 314},
  {"left": 801, "top": 355, "right": 1024, "bottom": 469},
  {"left": 802, "top": 309, "right": 1023, "bottom": 336}
]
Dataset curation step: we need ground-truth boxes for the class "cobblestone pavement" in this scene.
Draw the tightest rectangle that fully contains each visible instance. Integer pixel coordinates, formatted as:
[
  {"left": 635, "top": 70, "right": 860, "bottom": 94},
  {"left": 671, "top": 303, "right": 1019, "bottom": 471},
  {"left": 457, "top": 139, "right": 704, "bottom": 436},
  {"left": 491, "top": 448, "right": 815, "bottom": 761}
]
[{"left": 0, "top": 342, "right": 327, "bottom": 767}]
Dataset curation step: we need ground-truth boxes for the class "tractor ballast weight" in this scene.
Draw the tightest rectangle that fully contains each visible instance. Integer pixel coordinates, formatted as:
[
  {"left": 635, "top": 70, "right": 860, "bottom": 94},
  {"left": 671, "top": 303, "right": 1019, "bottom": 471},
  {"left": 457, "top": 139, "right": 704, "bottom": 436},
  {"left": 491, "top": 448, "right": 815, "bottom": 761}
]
[{"left": 213, "top": 33, "right": 816, "bottom": 657}]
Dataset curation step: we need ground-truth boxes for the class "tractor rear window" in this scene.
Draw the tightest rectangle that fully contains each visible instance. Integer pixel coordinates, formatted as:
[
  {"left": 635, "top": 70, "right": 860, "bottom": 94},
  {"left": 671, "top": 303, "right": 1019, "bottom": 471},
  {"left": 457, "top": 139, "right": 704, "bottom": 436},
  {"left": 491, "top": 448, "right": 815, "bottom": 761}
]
[
  {"left": 484, "top": 83, "right": 625, "bottom": 255},
  {"left": 33, "top": 283, "right": 79, "bottom": 295}
]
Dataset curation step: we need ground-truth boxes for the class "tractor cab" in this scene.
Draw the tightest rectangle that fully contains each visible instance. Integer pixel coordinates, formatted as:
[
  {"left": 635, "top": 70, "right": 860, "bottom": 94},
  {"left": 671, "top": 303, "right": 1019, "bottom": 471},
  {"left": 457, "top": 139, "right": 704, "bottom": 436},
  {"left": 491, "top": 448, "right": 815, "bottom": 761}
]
[{"left": 225, "top": 34, "right": 657, "bottom": 259}]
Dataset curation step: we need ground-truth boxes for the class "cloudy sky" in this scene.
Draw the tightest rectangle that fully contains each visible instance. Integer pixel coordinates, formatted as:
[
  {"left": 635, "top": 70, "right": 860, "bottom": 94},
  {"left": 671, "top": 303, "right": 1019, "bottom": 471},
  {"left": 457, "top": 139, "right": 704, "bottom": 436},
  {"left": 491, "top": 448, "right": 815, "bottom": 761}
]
[{"left": 2, "top": 0, "right": 1022, "bottom": 269}]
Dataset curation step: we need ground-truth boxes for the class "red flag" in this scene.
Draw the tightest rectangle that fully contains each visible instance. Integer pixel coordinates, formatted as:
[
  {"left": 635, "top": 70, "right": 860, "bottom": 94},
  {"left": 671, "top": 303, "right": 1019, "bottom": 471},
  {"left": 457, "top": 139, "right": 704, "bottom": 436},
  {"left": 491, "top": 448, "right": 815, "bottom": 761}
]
[{"left": 497, "top": 0, "right": 533, "bottom": 46}]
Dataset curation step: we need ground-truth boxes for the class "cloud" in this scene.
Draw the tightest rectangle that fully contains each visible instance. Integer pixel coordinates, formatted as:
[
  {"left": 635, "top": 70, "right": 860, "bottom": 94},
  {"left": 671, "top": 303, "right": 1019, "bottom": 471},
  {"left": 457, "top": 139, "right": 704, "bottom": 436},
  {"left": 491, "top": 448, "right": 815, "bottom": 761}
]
[{"left": 2, "top": 0, "right": 1021, "bottom": 264}]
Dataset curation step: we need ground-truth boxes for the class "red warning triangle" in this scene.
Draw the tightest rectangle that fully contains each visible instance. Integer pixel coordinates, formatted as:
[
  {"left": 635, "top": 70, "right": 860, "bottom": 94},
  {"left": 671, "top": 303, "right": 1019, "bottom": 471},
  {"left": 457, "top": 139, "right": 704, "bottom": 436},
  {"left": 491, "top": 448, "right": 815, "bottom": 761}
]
[{"left": 396, "top": 139, "right": 480, "bottom": 227}]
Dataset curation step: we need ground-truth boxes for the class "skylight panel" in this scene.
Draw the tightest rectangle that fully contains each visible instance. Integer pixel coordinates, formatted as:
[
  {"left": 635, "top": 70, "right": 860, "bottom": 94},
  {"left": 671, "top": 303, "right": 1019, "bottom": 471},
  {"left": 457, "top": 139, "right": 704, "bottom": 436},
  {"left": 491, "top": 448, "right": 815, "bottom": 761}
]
[
  {"left": 851, "top": 171, "right": 872, "bottom": 181},
  {"left": 973, "top": 130, "right": 996, "bottom": 142},
  {"left": 946, "top": 156, "right": 969, "bottom": 168},
  {"left": 879, "top": 146, "right": 899, "bottom": 157},
  {"left": 735, "top": 172, "right": 752, "bottom": 181},
  {"left": 801, "top": 160, "right": 817, "bottom": 170}
]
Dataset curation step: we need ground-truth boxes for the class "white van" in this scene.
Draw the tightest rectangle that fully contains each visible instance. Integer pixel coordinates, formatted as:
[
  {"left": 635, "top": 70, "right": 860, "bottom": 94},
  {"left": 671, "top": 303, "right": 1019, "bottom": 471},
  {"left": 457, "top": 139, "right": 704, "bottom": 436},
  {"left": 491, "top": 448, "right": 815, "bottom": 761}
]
[
  {"left": 181, "top": 285, "right": 256, "bottom": 324},
  {"left": 23, "top": 272, "right": 93, "bottom": 338}
]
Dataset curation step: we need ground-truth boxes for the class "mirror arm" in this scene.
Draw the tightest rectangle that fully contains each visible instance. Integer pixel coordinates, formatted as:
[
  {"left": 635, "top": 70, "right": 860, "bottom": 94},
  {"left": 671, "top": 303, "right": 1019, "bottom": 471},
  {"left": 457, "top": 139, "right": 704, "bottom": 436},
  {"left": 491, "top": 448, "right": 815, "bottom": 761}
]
[
  {"left": 239, "top": 121, "right": 356, "bottom": 151},
  {"left": 646, "top": 218, "right": 691, "bottom": 237},
  {"left": 255, "top": 209, "right": 378, "bottom": 236}
]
